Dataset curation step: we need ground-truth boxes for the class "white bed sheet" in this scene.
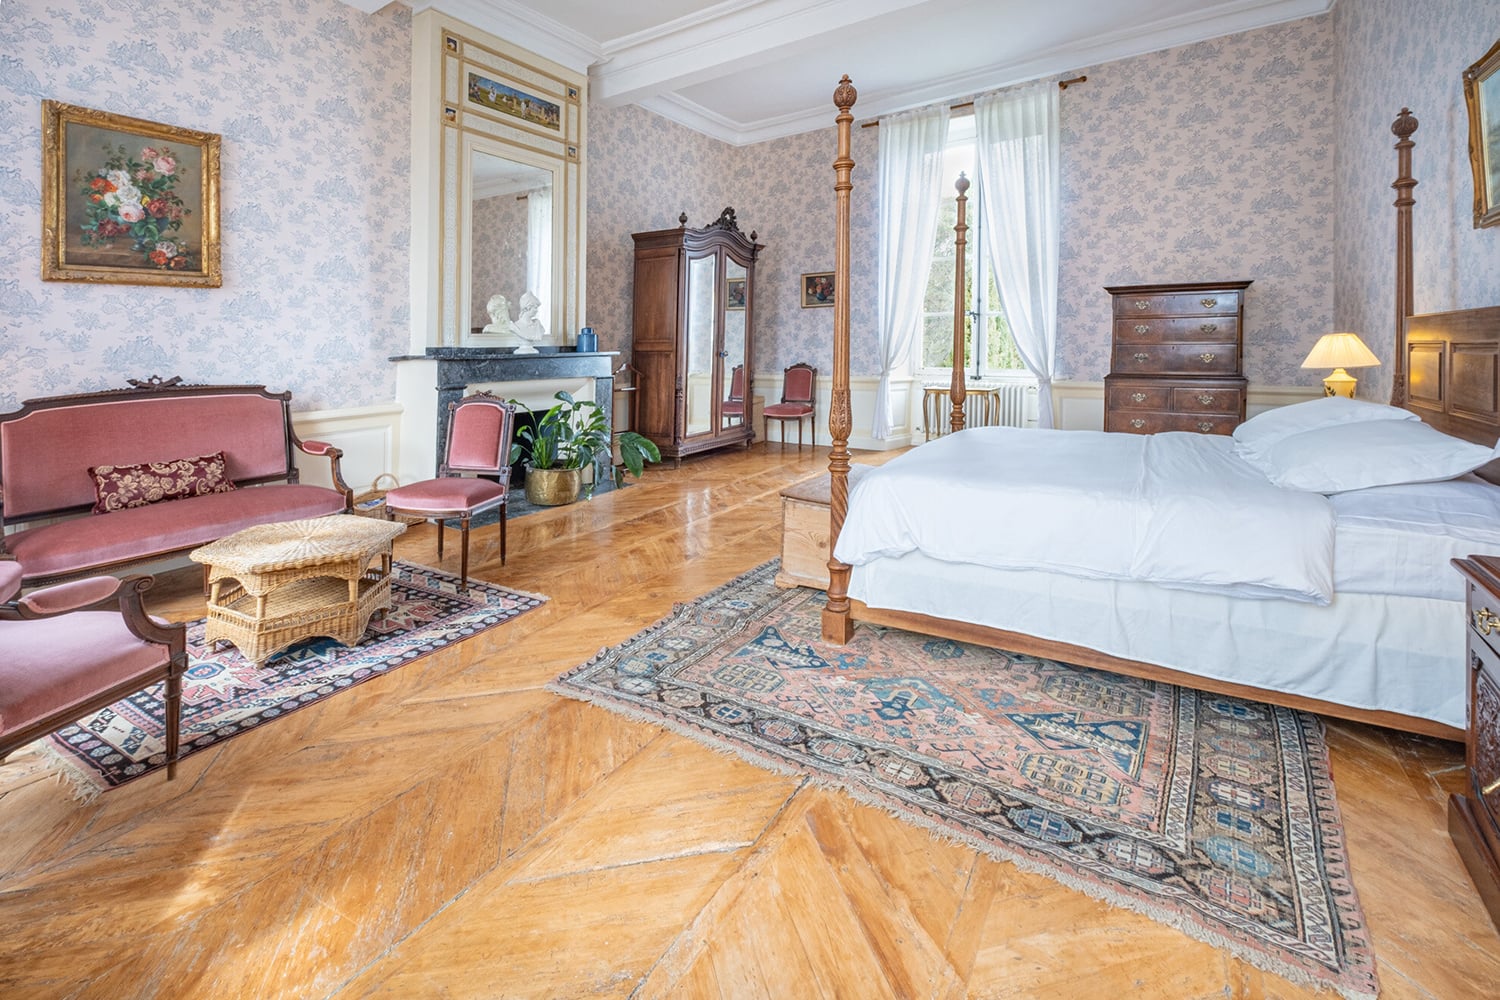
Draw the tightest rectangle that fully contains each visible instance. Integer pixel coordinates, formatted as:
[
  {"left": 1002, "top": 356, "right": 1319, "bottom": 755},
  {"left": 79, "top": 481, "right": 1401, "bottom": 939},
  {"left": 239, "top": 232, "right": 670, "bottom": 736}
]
[
  {"left": 1332, "top": 476, "right": 1500, "bottom": 601},
  {"left": 849, "top": 552, "right": 1463, "bottom": 730},
  {"left": 835, "top": 428, "right": 1335, "bottom": 604}
]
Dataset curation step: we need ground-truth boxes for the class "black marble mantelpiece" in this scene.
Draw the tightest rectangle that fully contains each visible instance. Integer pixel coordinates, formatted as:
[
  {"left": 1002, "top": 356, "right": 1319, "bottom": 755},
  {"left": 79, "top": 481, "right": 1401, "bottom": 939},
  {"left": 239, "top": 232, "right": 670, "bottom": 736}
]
[{"left": 392, "top": 347, "right": 621, "bottom": 490}]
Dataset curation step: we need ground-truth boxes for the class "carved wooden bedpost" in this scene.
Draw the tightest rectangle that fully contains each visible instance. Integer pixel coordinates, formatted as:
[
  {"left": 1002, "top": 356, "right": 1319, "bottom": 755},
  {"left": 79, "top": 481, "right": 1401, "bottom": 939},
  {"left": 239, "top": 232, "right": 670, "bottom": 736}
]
[
  {"left": 950, "top": 173, "right": 971, "bottom": 434},
  {"left": 1391, "top": 108, "right": 1418, "bottom": 406},
  {"left": 823, "top": 75, "right": 858, "bottom": 645}
]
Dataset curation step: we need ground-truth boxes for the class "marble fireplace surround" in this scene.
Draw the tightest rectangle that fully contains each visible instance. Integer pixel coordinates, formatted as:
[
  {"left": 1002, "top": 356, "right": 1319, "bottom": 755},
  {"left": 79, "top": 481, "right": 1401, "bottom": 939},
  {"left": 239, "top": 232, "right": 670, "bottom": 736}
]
[{"left": 392, "top": 347, "right": 619, "bottom": 492}]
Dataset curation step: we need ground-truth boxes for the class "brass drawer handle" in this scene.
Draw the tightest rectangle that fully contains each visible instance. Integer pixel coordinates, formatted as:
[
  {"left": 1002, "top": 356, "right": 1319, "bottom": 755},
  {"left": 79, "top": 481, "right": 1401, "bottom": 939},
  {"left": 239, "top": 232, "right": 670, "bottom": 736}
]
[
  {"left": 1484, "top": 774, "right": 1500, "bottom": 796},
  {"left": 1199, "top": 352, "right": 1216, "bottom": 364},
  {"left": 1201, "top": 297, "right": 1218, "bottom": 308},
  {"left": 1197, "top": 421, "right": 1214, "bottom": 432},
  {"left": 1131, "top": 392, "right": 1147, "bottom": 403},
  {"left": 1197, "top": 392, "right": 1215, "bottom": 404},
  {"left": 1130, "top": 418, "right": 1145, "bottom": 429},
  {"left": 1200, "top": 323, "right": 1218, "bottom": 334},
  {"left": 1134, "top": 324, "right": 1149, "bottom": 334},
  {"left": 1476, "top": 607, "right": 1500, "bottom": 635},
  {"left": 1135, "top": 300, "right": 1150, "bottom": 310},
  {"left": 1133, "top": 352, "right": 1149, "bottom": 362}
]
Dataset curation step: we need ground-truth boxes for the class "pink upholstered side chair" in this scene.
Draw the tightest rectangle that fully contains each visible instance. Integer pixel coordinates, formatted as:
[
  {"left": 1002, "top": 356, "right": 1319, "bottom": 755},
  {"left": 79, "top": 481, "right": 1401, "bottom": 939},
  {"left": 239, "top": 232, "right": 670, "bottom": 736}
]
[
  {"left": 0, "top": 562, "right": 187, "bottom": 781},
  {"left": 765, "top": 363, "right": 818, "bottom": 447},
  {"left": 721, "top": 365, "right": 746, "bottom": 425},
  {"left": 384, "top": 393, "right": 518, "bottom": 593}
]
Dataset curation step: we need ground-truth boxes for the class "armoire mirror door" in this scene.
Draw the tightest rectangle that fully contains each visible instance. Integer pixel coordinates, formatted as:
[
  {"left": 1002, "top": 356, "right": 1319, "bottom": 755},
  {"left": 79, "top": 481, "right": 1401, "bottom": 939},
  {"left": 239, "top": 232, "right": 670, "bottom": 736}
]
[
  {"left": 684, "top": 252, "right": 718, "bottom": 437},
  {"left": 722, "top": 257, "right": 747, "bottom": 430}
]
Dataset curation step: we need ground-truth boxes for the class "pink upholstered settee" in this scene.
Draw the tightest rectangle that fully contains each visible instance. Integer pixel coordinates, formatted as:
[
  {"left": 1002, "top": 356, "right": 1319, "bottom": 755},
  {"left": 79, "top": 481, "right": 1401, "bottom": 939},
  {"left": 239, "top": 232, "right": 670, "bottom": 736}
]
[{"left": 0, "top": 379, "right": 353, "bottom": 586}]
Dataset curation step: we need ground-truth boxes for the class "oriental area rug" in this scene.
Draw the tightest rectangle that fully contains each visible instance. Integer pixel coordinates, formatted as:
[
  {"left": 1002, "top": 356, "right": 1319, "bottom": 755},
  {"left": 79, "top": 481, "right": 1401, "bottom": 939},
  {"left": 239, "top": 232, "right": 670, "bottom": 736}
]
[
  {"left": 45, "top": 562, "right": 546, "bottom": 794},
  {"left": 553, "top": 561, "right": 1378, "bottom": 1000}
]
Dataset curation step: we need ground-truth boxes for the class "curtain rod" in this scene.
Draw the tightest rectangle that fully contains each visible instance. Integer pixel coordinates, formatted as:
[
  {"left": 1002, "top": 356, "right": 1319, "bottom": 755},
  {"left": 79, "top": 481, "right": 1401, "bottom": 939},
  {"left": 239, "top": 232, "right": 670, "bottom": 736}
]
[{"left": 859, "top": 75, "right": 1086, "bottom": 129}]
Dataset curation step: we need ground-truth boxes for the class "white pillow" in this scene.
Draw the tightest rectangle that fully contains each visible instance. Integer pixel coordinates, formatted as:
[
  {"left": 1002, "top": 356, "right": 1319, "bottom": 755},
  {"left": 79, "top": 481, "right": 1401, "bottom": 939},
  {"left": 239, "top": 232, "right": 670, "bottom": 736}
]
[
  {"left": 1240, "top": 418, "right": 1498, "bottom": 493},
  {"left": 1233, "top": 396, "right": 1418, "bottom": 461}
]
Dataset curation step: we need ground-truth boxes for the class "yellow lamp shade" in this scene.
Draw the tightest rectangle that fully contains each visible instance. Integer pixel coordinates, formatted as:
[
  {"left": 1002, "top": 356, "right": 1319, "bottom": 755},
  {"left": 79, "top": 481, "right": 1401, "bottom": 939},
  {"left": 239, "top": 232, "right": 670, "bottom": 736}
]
[{"left": 1301, "top": 332, "right": 1380, "bottom": 398}]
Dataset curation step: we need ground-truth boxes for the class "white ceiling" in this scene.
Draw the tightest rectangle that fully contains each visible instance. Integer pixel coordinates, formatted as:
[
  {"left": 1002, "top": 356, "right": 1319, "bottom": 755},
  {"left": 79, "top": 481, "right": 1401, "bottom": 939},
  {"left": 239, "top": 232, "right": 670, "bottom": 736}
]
[{"left": 381, "top": 0, "right": 1332, "bottom": 145}]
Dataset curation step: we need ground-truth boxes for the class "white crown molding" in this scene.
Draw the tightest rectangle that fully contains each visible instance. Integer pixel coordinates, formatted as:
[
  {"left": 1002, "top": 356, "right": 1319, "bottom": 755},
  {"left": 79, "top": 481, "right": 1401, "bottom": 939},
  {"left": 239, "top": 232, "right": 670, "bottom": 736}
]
[
  {"left": 591, "top": 0, "right": 930, "bottom": 108},
  {"left": 631, "top": 0, "right": 1332, "bottom": 144},
  {"left": 406, "top": 0, "right": 604, "bottom": 74}
]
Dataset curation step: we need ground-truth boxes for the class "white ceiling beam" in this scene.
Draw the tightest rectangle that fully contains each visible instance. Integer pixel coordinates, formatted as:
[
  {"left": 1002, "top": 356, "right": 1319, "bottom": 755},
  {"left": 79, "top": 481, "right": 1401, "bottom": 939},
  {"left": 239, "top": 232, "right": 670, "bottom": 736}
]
[
  {"left": 591, "top": 0, "right": 933, "bottom": 108},
  {"left": 636, "top": 0, "right": 1333, "bottom": 144}
]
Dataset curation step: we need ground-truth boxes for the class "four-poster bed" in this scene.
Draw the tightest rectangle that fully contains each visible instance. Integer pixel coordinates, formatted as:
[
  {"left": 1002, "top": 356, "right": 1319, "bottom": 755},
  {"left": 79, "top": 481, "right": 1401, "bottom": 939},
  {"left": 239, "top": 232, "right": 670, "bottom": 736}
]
[{"left": 819, "top": 82, "right": 1500, "bottom": 741}]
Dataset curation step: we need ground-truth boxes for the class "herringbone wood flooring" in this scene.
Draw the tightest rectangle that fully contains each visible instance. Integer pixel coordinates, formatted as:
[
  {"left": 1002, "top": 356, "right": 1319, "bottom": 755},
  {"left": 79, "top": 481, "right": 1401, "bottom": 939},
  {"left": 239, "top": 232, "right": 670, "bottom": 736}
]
[{"left": 0, "top": 443, "right": 1495, "bottom": 998}]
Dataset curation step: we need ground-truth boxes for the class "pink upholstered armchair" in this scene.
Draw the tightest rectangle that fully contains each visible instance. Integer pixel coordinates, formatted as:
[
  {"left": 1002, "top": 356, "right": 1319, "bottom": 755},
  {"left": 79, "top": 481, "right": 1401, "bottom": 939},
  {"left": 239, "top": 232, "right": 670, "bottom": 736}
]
[
  {"left": 0, "top": 563, "right": 187, "bottom": 781},
  {"left": 384, "top": 393, "right": 518, "bottom": 593}
]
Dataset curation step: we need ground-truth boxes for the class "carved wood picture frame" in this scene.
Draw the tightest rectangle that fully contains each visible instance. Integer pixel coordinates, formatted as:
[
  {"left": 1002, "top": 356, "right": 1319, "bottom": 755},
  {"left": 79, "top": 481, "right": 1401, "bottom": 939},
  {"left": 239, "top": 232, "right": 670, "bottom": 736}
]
[
  {"left": 42, "top": 101, "right": 222, "bottom": 286},
  {"left": 1463, "top": 37, "right": 1500, "bottom": 229}
]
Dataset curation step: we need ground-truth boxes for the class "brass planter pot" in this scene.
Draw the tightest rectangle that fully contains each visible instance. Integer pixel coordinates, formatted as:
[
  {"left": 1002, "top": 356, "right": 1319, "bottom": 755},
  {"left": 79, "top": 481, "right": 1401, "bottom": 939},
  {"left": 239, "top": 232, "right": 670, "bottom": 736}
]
[{"left": 524, "top": 466, "right": 583, "bottom": 506}]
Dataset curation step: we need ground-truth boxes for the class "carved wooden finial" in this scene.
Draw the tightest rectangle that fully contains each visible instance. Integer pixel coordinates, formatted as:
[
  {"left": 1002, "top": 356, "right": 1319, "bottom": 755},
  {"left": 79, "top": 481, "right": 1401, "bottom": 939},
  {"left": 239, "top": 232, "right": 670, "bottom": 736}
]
[
  {"left": 750, "top": 230, "right": 758, "bottom": 242},
  {"left": 1392, "top": 108, "right": 1419, "bottom": 139},
  {"left": 955, "top": 172, "right": 970, "bottom": 197},
  {"left": 678, "top": 212, "right": 688, "bottom": 227},
  {"left": 834, "top": 74, "right": 857, "bottom": 112}
]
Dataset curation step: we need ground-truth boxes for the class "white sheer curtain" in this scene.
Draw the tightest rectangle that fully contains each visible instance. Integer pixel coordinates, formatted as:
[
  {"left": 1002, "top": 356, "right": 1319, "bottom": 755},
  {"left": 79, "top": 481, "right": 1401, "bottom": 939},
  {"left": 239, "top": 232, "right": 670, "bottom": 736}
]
[
  {"left": 974, "top": 82, "right": 1061, "bottom": 428},
  {"left": 526, "top": 186, "right": 552, "bottom": 335},
  {"left": 874, "top": 105, "right": 950, "bottom": 439}
]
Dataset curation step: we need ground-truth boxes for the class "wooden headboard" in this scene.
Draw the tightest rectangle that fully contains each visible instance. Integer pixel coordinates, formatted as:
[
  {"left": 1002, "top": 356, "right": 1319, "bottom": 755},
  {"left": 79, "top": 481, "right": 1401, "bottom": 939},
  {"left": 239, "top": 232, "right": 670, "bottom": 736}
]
[
  {"left": 1400, "top": 307, "right": 1500, "bottom": 447},
  {"left": 1388, "top": 105, "right": 1500, "bottom": 456}
]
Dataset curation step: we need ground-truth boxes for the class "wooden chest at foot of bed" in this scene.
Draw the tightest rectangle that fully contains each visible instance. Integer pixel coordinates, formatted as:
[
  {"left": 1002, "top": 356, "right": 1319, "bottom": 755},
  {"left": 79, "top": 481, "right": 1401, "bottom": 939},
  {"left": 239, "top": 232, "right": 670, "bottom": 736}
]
[{"left": 776, "top": 465, "right": 870, "bottom": 590}]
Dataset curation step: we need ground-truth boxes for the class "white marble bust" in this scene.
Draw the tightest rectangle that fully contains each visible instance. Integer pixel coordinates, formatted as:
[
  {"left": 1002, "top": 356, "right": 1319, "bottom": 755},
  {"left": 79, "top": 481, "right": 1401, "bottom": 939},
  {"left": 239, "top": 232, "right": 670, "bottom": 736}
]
[{"left": 512, "top": 291, "right": 546, "bottom": 353}]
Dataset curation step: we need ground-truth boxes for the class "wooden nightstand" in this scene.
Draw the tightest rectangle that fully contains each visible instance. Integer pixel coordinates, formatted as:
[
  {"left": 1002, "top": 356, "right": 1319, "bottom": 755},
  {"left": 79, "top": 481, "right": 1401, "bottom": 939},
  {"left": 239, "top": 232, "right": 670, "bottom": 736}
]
[{"left": 1451, "top": 554, "right": 1500, "bottom": 931}]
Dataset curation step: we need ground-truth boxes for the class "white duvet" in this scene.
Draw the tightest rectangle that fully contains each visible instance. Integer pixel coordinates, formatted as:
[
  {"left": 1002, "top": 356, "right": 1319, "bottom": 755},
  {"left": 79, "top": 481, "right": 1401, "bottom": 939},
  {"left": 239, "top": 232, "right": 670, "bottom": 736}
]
[{"left": 834, "top": 427, "right": 1336, "bottom": 603}]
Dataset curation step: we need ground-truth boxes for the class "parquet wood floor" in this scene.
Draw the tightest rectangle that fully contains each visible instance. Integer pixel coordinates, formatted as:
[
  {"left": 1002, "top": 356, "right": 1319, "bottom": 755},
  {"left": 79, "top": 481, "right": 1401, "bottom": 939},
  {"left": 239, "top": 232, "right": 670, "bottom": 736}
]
[{"left": 1, "top": 443, "right": 1496, "bottom": 999}]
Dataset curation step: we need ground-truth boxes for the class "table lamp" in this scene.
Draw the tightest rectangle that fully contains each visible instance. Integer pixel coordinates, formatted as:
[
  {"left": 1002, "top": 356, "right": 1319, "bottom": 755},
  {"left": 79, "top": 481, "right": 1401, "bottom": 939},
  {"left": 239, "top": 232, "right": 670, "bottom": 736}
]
[{"left": 1301, "top": 332, "right": 1380, "bottom": 398}]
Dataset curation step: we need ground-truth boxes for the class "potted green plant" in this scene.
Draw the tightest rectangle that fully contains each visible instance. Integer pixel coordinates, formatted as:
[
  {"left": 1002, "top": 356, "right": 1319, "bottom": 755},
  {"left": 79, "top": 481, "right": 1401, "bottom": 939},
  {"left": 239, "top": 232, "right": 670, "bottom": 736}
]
[{"left": 511, "top": 391, "right": 661, "bottom": 506}]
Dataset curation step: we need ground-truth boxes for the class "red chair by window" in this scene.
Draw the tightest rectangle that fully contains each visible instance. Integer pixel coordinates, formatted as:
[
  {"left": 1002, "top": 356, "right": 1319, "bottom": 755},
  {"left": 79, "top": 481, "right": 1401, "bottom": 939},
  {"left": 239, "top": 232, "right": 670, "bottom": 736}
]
[
  {"left": 384, "top": 393, "right": 518, "bottom": 593},
  {"left": 765, "top": 363, "right": 817, "bottom": 447},
  {"left": 0, "top": 563, "right": 187, "bottom": 782},
  {"left": 721, "top": 365, "right": 745, "bottom": 426}
]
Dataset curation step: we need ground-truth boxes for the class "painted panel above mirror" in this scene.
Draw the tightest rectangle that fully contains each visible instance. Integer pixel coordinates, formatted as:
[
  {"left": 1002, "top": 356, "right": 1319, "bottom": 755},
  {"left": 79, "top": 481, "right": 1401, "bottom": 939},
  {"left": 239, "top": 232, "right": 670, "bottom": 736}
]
[{"left": 411, "top": 11, "right": 586, "bottom": 352}]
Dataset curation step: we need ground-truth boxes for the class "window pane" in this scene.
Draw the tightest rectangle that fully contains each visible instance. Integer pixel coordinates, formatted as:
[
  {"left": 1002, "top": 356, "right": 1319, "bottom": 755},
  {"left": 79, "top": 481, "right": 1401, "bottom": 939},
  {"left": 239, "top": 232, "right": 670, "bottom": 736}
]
[{"left": 983, "top": 266, "right": 1022, "bottom": 372}]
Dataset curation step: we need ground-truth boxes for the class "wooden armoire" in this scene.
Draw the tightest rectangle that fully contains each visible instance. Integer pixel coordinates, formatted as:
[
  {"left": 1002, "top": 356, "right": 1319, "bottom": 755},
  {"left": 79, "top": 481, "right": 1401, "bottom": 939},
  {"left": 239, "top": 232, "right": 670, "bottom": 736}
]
[{"left": 631, "top": 208, "right": 762, "bottom": 466}]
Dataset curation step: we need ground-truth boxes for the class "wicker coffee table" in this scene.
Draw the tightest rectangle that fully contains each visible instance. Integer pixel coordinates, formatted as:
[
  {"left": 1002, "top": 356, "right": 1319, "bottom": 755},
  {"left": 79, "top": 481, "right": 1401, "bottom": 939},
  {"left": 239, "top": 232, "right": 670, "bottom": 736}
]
[{"left": 190, "top": 515, "right": 407, "bottom": 667}]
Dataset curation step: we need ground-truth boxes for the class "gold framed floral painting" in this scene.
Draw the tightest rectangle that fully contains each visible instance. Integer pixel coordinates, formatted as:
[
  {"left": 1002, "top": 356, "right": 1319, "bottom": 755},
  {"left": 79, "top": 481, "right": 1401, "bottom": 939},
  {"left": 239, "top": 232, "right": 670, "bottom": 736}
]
[
  {"left": 42, "top": 101, "right": 222, "bottom": 286},
  {"left": 1463, "top": 37, "right": 1500, "bottom": 228}
]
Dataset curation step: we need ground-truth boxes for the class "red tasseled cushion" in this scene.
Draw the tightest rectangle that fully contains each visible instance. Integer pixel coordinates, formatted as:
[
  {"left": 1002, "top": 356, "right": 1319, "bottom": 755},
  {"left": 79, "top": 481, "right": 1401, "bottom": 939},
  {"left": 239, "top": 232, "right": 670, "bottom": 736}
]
[{"left": 89, "top": 451, "right": 235, "bottom": 514}]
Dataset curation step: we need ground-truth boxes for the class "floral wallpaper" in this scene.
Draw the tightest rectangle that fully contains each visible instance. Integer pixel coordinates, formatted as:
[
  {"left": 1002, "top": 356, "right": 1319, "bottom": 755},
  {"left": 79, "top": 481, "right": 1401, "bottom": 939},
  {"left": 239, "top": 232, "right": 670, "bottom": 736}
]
[
  {"left": 1332, "top": 0, "right": 1500, "bottom": 402},
  {"left": 470, "top": 193, "right": 529, "bottom": 330},
  {"left": 0, "top": 0, "right": 411, "bottom": 413},
  {"left": 588, "top": 102, "right": 882, "bottom": 377},
  {"left": 1056, "top": 16, "right": 1336, "bottom": 386},
  {"left": 593, "top": 20, "right": 1338, "bottom": 389}
]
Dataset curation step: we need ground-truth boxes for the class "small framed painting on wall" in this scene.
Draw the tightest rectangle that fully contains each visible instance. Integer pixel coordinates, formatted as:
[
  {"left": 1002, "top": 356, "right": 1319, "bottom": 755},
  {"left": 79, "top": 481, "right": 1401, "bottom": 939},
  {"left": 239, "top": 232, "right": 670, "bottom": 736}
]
[
  {"left": 42, "top": 101, "right": 222, "bottom": 286},
  {"left": 1463, "top": 36, "right": 1500, "bottom": 228},
  {"left": 801, "top": 271, "right": 834, "bottom": 308}
]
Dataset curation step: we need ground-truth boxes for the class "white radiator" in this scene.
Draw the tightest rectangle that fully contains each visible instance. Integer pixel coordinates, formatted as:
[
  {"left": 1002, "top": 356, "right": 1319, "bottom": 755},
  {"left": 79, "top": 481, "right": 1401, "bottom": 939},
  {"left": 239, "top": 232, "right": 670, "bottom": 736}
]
[{"left": 922, "top": 380, "right": 1036, "bottom": 438}]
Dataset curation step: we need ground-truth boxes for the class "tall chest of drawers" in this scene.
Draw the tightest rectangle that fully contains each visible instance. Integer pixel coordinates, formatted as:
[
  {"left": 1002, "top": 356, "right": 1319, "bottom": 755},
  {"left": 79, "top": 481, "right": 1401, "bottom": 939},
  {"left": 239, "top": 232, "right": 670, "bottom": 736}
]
[{"left": 1103, "top": 280, "right": 1252, "bottom": 435}]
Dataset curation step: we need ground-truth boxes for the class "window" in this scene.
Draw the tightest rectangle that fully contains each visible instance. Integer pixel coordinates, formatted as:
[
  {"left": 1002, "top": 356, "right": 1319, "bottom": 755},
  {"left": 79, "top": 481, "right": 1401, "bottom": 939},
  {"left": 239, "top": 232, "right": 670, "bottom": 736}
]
[{"left": 918, "top": 116, "right": 1024, "bottom": 377}]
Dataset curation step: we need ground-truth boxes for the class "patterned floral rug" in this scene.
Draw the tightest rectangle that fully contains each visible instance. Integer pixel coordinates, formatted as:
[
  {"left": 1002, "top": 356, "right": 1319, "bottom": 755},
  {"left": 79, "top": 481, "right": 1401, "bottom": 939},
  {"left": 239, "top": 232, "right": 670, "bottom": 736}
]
[
  {"left": 553, "top": 561, "right": 1378, "bottom": 1000},
  {"left": 46, "top": 562, "right": 546, "bottom": 793}
]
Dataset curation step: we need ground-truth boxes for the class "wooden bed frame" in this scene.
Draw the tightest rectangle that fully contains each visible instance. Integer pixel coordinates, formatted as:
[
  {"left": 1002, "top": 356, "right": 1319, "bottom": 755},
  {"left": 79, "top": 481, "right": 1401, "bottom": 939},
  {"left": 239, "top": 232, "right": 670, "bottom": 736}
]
[{"left": 818, "top": 83, "right": 1498, "bottom": 742}]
